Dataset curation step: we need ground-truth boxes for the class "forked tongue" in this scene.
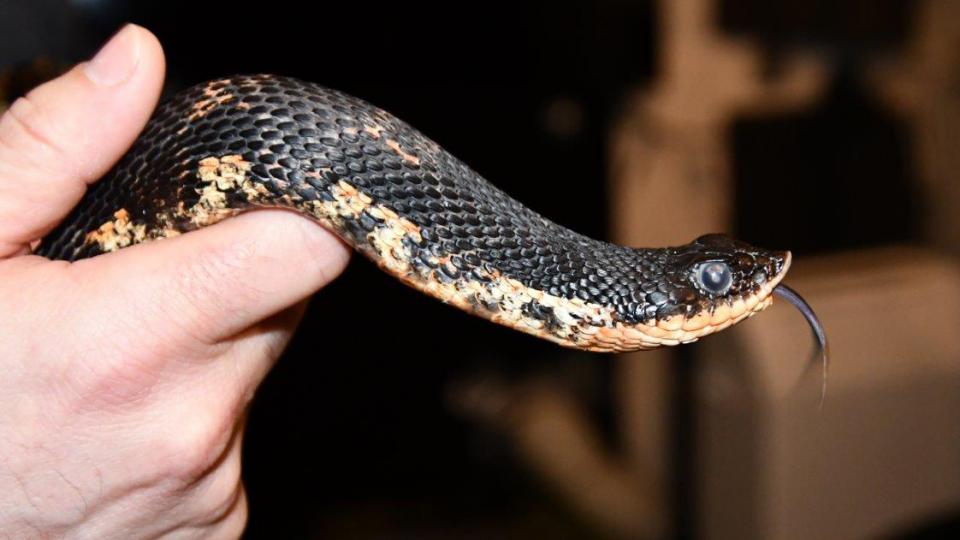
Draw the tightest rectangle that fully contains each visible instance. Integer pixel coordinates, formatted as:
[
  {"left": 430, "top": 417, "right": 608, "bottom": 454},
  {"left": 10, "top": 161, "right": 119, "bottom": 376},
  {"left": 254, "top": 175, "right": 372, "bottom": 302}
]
[{"left": 773, "top": 284, "right": 829, "bottom": 407}]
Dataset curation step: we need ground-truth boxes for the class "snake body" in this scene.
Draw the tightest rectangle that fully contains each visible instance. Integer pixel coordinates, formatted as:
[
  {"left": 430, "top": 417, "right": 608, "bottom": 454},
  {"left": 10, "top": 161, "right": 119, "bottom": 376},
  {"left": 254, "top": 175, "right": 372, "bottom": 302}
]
[{"left": 36, "top": 75, "right": 793, "bottom": 352}]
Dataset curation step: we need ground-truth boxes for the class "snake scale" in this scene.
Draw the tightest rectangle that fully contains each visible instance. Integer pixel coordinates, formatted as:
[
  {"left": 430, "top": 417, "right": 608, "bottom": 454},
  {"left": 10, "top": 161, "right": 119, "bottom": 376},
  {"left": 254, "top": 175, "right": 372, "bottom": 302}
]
[{"left": 35, "top": 74, "right": 826, "bottom": 358}]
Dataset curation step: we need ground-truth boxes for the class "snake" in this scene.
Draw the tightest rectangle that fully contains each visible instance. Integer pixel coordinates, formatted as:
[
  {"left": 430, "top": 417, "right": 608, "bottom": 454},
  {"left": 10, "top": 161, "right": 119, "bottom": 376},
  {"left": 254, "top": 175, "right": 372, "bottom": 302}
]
[{"left": 34, "top": 75, "right": 827, "bottom": 376}]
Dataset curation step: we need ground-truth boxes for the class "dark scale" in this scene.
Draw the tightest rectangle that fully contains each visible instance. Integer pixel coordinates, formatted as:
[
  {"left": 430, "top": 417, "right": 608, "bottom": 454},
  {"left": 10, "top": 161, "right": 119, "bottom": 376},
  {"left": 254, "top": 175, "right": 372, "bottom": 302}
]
[{"left": 36, "top": 75, "right": 788, "bottom": 328}]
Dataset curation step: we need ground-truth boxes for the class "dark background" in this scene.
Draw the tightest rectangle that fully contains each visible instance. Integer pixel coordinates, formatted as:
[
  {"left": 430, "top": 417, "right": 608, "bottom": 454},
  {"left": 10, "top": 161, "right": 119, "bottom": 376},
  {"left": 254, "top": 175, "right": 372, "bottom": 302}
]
[{"left": 0, "top": 0, "right": 937, "bottom": 538}]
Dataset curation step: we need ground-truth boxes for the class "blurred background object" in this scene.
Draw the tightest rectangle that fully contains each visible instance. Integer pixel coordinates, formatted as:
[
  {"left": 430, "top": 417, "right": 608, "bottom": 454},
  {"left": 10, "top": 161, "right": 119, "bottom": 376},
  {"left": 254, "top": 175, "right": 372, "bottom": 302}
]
[{"left": 2, "top": 0, "right": 958, "bottom": 538}]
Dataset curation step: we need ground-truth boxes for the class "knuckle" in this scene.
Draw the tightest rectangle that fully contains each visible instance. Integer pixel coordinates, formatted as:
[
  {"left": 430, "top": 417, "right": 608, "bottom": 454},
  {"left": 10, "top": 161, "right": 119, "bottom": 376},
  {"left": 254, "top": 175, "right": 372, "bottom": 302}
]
[
  {"left": 0, "top": 95, "right": 73, "bottom": 172},
  {"left": 194, "top": 470, "right": 245, "bottom": 528},
  {"left": 210, "top": 488, "right": 248, "bottom": 539},
  {"left": 57, "top": 349, "right": 162, "bottom": 414},
  {"left": 154, "top": 407, "right": 238, "bottom": 482}
]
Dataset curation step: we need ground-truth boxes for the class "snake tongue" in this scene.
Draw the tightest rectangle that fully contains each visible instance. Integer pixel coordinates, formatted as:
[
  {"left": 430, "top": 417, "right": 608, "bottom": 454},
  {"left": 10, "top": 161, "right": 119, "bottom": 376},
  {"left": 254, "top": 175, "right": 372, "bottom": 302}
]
[{"left": 773, "top": 283, "right": 829, "bottom": 407}]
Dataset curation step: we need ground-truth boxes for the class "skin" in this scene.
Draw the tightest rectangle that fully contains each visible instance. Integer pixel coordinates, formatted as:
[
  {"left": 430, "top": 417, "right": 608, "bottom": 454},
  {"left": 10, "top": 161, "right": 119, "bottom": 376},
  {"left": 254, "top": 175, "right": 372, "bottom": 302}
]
[{"left": 0, "top": 24, "right": 349, "bottom": 539}]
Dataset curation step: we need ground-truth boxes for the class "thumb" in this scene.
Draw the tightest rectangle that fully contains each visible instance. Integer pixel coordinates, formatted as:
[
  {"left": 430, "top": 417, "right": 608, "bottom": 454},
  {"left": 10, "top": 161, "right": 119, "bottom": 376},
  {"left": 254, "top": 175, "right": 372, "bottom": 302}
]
[{"left": 0, "top": 24, "right": 164, "bottom": 257}]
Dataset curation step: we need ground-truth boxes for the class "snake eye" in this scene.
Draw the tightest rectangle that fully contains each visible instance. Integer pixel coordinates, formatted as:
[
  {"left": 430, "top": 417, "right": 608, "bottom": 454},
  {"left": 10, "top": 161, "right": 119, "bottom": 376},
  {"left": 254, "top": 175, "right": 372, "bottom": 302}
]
[{"left": 694, "top": 261, "right": 733, "bottom": 295}]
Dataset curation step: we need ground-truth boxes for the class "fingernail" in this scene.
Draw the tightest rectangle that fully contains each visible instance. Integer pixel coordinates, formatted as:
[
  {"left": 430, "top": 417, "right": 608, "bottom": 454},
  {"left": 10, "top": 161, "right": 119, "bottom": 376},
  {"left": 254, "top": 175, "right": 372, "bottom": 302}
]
[{"left": 84, "top": 24, "right": 141, "bottom": 86}]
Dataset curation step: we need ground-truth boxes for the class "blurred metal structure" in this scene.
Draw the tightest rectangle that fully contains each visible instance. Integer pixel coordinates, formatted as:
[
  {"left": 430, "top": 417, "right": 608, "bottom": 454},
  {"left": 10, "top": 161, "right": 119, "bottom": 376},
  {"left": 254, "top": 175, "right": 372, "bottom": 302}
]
[{"left": 869, "top": 0, "right": 960, "bottom": 253}]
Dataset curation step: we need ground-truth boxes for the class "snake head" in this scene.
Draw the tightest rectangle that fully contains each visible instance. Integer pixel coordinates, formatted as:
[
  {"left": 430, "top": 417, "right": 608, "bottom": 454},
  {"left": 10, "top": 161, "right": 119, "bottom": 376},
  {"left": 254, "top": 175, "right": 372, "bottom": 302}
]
[
  {"left": 664, "top": 234, "right": 828, "bottom": 404},
  {"left": 641, "top": 233, "right": 791, "bottom": 334},
  {"left": 682, "top": 233, "right": 790, "bottom": 309},
  {"left": 577, "top": 234, "right": 793, "bottom": 352}
]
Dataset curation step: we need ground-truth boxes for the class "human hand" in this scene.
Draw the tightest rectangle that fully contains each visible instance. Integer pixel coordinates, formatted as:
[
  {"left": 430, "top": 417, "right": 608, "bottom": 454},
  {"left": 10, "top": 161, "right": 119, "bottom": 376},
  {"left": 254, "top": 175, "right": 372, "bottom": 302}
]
[{"left": 0, "top": 25, "right": 349, "bottom": 538}]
